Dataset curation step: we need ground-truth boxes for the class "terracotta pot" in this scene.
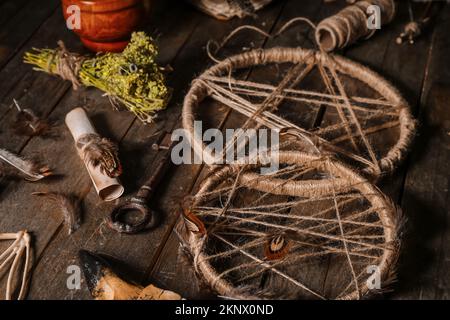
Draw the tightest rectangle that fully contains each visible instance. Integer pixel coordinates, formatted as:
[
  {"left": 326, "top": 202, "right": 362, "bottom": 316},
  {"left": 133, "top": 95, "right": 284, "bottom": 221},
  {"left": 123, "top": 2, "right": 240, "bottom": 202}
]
[{"left": 62, "top": 0, "right": 148, "bottom": 52}]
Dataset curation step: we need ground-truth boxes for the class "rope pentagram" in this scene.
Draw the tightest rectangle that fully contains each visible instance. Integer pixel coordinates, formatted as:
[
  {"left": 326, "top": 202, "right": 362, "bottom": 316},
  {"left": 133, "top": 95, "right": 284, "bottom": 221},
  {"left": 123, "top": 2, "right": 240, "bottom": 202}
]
[
  {"left": 179, "top": 152, "right": 401, "bottom": 300},
  {"left": 183, "top": 47, "right": 416, "bottom": 179},
  {"left": 180, "top": 23, "right": 411, "bottom": 299}
]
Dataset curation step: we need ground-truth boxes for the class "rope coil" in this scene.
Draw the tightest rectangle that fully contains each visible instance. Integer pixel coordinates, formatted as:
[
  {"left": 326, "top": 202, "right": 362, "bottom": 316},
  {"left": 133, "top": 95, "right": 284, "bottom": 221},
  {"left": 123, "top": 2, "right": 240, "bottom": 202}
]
[{"left": 316, "top": 0, "right": 396, "bottom": 52}]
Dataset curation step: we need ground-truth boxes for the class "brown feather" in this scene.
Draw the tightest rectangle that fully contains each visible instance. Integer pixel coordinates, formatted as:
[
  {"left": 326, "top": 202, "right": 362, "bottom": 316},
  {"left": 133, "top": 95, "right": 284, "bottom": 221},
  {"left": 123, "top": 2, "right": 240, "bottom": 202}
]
[
  {"left": 32, "top": 192, "right": 82, "bottom": 235},
  {"left": 182, "top": 209, "right": 207, "bottom": 235},
  {"left": 76, "top": 134, "right": 122, "bottom": 178},
  {"left": 13, "top": 108, "right": 51, "bottom": 137}
]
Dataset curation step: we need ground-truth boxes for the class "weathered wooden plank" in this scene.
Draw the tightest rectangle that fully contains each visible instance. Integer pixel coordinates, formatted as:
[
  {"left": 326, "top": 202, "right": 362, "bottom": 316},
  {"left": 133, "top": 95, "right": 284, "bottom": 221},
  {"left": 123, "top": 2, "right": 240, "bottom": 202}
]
[
  {"left": 0, "top": 0, "right": 447, "bottom": 300},
  {"left": 22, "top": 0, "right": 246, "bottom": 299},
  {"left": 324, "top": 1, "right": 444, "bottom": 299},
  {"left": 392, "top": 2, "right": 450, "bottom": 300},
  {"left": 145, "top": 1, "right": 301, "bottom": 299},
  {"left": 0, "top": 2, "right": 66, "bottom": 121},
  {"left": 105, "top": 0, "right": 290, "bottom": 299},
  {"left": 0, "top": 0, "right": 29, "bottom": 28},
  {"left": 0, "top": 0, "right": 60, "bottom": 71},
  {"left": 318, "top": 1, "right": 437, "bottom": 298},
  {"left": 148, "top": 0, "right": 441, "bottom": 300},
  {"left": 148, "top": 0, "right": 349, "bottom": 299},
  {"left": 0, "top": 0, "right": 199, "bottom": 299},
  {"left": 0, "top": 8, "right": 86, "bottom": 201}
]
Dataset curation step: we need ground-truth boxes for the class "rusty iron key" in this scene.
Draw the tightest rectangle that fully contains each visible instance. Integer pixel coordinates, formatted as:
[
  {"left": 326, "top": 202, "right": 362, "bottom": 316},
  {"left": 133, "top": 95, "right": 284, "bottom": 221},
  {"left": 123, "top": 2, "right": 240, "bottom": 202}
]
[{"left": 107, "top": 132, "right": 175, "bottom": 234}]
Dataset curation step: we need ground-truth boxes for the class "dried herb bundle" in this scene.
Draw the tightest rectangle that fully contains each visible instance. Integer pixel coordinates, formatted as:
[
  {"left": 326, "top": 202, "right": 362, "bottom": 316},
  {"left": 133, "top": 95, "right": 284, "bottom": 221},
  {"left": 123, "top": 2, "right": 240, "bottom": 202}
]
[{"left": 24, "top": 32, "right": 171, "bottom": 123}]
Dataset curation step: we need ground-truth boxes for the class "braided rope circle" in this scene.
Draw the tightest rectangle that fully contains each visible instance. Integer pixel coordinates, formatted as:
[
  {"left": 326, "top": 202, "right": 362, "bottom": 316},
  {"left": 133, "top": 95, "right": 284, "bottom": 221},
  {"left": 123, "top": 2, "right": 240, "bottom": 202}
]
[
  {"left": 181, "top": 151, "right": 401, "bottom": 300},
  {"left": 182, "top": 47, "right": 416, "bottom": 179}
]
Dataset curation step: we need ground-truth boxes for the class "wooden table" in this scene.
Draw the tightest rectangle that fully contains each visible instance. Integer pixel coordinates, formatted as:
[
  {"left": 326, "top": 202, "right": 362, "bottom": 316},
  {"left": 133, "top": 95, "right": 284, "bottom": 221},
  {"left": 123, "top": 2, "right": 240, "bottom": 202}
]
[{"left": 0, "top": 0, "right": 449, "bottom": 300}]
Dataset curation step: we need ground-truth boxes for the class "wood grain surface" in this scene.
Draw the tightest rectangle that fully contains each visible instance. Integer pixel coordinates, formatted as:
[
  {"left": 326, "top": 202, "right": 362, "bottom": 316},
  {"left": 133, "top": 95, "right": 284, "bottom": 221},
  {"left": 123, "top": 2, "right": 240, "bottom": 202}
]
[{"left": 0, "top": 0, "right": 448, "bottom": 300}]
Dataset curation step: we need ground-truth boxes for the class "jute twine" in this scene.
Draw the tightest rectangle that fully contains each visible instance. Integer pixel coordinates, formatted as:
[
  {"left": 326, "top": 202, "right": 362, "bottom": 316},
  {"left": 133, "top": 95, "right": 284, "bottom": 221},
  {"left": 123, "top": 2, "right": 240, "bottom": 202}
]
[
  {"left": 180, "top": 151, "right": 401, "bottom": 300},
  {"left": 178, "top": 15, "right": 408, "bottom": 299},
  {"left": 316, "top": 0, "right": 396, "bottom": 52},
  {"left": 182, "top": 46, "right": 416, "bottom": 179},
  {"left": 46, "top": 41, "right": 85, "bottom": 90}
]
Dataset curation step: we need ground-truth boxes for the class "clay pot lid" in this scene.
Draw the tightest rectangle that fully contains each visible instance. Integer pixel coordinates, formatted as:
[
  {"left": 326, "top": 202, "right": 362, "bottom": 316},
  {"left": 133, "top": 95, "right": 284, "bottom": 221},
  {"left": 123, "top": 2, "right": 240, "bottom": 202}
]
[{"left": 62, "top": 0, "right": 142, "bottom": 13}]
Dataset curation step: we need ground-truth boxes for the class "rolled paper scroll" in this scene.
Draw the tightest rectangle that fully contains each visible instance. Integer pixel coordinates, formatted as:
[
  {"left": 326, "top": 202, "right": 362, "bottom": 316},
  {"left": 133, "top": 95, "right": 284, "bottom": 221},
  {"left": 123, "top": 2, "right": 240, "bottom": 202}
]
[
  {"left": 316, "top": 0, "right": 396, "bottom": 52},
  {"left": 65, "top": 107, "right": 124, "bottom": 201}
]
